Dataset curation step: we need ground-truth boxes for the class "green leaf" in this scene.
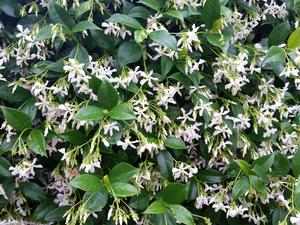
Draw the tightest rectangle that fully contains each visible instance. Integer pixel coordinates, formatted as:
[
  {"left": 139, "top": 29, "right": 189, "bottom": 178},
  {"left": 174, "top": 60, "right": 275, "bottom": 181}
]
[
  {"left": 97, "top": 80, "right": 119, "bottom": 110},
  {"left": 143, "top": 200, "right": 166, "bottom": 214},
  {"left": 0, "top": 83, "right": 31, "bottom": 103},
  {"left": 75, "top": 1, "right": 91, "bottom": 18},
  {"left": 232, "top": 176, "right": 250, "bottom": 200},
  {"left": 272, "top": 152, "right": 290, "bottom": 177},
  {"left": 249, "top": 175, "right": 267, "bottom": 197},
  {"left": 169, "top": 204, "right": 195, "bottom": 225},
  {"left": 149, "top": 30, "right": 178, "bottom": 51},
  {"left": 1, "top": 0, "right": 21, "bottom": 17},
  {"left": 111, "top": 182, "right": 139, "bottom": 197},
  {"left": 70, "top": 174, "right": 104, "bottom": 192},
  {"left": 163, "top": 10, "right": 184, "bottom": 22},
  {"left": 90, "top": 30, "right": 116, "bottom": 49},
  {"left": 202, "top": 0, "right": 221, "bottom": 29},
  {"left": 27, "top": 129, "right": 47, "bottom": 157},
  {"left": 118, "top": 41, "right": 142, "bottom": 66},
  {"left": 109, "top": 162, "right": 138, "bottom": 183},
  {"left": 129, "top": 6, "right": 151, "bottom": 19},
  {"left": 268, "top": 21, "right": 291, "bottom": 47},
  {"left": 83, "top": 189, "right": 108, "bottom": 212},
  {"left": 72, "top": 21, "right": 101, "bottom": 33},
  {"left": 292, "top": 148, "right": 300, "bottom": 177},
  {"left": 48, "top": 1, "right": 76, "bottom": 29},
  {"left": 33, "top": 199, "right": 57, "bottom": 221},
  {"left": 75, "top": 106, "right": 105, "bottom": 121},
  {"left": 294, "top": 175, "right": 300, "bottom": 210},
  {"left": 161, "top": 56, "right": 173, "bottom": 76},
  {"left": 44, "top": 206, "right": 70, "bottom": 222},
  {"left": 288, "top": 28, "right": 300, "bottom": 49},
  {"left": 109, "top": 104, "right": 136, "bottom": 120},
  {"left": 69, "top": 45, "right": 89, "bottom": 65},
  {"left": 0, "top": 157, "right": 11, "bottom": 177},
  {"left": 1, "top": 107, "right": 32, "bottom": 131},
  {"left": 18, "top": 97, "right": 37, "bottom": 122},
  {"left": 235, "top": 159, "right": 253, "bottom": 175},
  {"left": 165, "top": 136, "right": 186, "bottom": 150},
  {"left": 138, "top": 0, "right": 160, "bottom": 11},
  {"left": 20, "top": 182, "right": 46, "bottom": 202},
  {"left": 263, "top": 46, "right": 286, "bottom": 65},
  {"left": 107, "top": 13, "right": 143, "bottom": 29},
  {"left": 129, "top": 190, "right": 149, "bottom": 210},
  {"left": 156, "top": 151, "right": 174, "bottom": 179},
  {"left": 35, "top": 26, "right": 52, "bottom": 41},
  {"left": 161, "top": 183, "right": 188, "bottom": 204},
  {"left": 59, "top": 130, "right": 88, "bottom": 145},
  {"left": 252, "top": 154, "right": 274, "bottom": 177},
  {"left": 197, "top": 169, "right": 224, "bottom": 183}
]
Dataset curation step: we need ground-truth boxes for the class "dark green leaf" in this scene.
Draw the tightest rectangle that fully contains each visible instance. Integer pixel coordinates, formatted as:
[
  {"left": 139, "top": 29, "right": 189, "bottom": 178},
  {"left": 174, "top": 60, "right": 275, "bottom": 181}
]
[
  {"left": 197, "top": 169, "right": 224, "bottom": 183},
  {"left": 33, "top": 199, "right": 57, "bottom": 220},
  {"left": 18, "top": 97, "right": 37, "bottom": 122},
  {"left": 235, "top": 160, "right": 253, "bottom": 175},
  {"left": 293, "top": 148, "right": 300, "bottom": 177},
  {"left": 161, "top": 56, "right": 173, "bottom": 76},
  {"left": 72, "top": 21, "right": 101, "bottom": 33},
  {"left": 249, "top": 175, "right": 267, "bottom": 197},
  {"left": 83, "top": 189, "right": 108, "bottom": 212},
  {"left": 294, "top": 175, "right": 300, "bottom": 210},
  {"left": 48, "top": 1, "right": 75, "bottom": 29},
  {"left": 163, "top": 10, "right": 184, "bottom": 22},
  {"left": 161, "top": 183, "right": 187, "bottom": 204},
  {"left": 97, "top": 80, "right": 119, "bottom": 110},
  {"left": 118, "top": 41, "right": 142, "bottom": 66},
  {"left": 272, "top": 152, "right": 290, "bottom": 177},
  {"left": 1, "top": 107, "right": 32, "bottom": 131},
  {"left": 0, "top": 157, "right": 11, "bottom": 177},
  {"left": 232, "top": 176, "right": 250, "bottom": 200},
  {"left": 59, "top": 130, "right": 88, "bottom": 145},
  {"left": 156, "top": 151, "right": 174, "bottom": 179},
  {"left": 202, "top": 0, "right": 221, "bottom": 29},
  {"left": 169, "top": 204, "right": 195, "bottom": 225},
  {"left": 138, "top": 0, "right": 160, "bottom": 11},
  {"left": 268, "top": 21, "right": 291, "bottom": 47},
  {"left": 35, "top": 26, "right": 52, "bottom": 41},
  {"left": 107, "top": 13, "right": 143, "bottom": 29},
  {"left": 165, "top": 136, "right": 186, "bottom": 150},
  {"left": 45, "top": 206, "right": 70, "bottom": 222},
  {"left": 20, "top": 182, "right": 46, "bottom": 202}
]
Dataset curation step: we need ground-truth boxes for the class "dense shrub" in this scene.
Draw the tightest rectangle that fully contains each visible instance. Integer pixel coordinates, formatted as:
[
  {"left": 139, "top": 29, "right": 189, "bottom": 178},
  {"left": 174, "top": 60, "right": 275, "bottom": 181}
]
[{"left": 1, "top": 0, "right": 300, "bottom": 224}]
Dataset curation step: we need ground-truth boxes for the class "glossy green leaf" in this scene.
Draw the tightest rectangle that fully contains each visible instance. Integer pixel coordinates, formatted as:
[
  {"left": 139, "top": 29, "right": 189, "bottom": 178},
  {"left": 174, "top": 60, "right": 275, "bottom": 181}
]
[
  {"left": 197, "top": 169, "right": 224, "bottom": 183},
  {"left": 97, "top": 80, "right": 119, "bottom": 110},
  {"left": 109, "top": 162, "right": 138, "bottom": 183},
  {"left": 27, "top": 129, "right": 47, "bottom": 157},
  {"left": 268, "top": 21, "right": 291, "bottom": 47},
  {"left": 292, "top": 148, "right": 300, "bottom": 177},
  {"left": 75, "top": 106, "right": 105, "bottom": 121},
  {"left": 59, "top": 130, "right": 88, "bottom": 145},
  {"left": 70, "top": 174, "right": 103, "bottom": 192},
  {"left": 232, "top": 176, "right": 250, "bottom": 200},
  {"left": 202, "top": 0, "right": 221, "bottom": 29},
  {"left": 165, "top": 136, "right": 186, "bottom": 150},
  {"left": 18, "top": 97, "right": 37, "bottom": 122},
  {"left": 111, "top": 182, "right": 139, "bottom": 197},
  {"left": 72, "top": 21, "right": 101, "bottom": 33},
  {"left": 169, "top": 204, "right": 195, "bottom": 225},
  {"left": 109, "top": 104, "right": 136, "bottom": 120},
  {"left": 35, "top": 26, "right": 52, "bottom": 41},
  {"left": 249, "top": 175, "right": 267, "bottom": 197},
  {"left": 44, "top": 206, "right": 70, "bottom": 222},
  {"left": 83, "top": 189, "right": 108, "bottom": 212},
  {"left": 48, "top": 1, "right": 75, "bottom": 29},
  {"left": 263, "top": 46, "right": 286, "bottom": 65},
  {"left": 20, "top": 182, "right": 46, "bottom": 202},
  {"left": 235, "top": 159, "right": 253, "bottom": 175},
  {"left": 118, "top": 41, "right": 142, "bottom": 66},
  {"left": 0, "top": 157, "right": 11, "bottom": 177},
  {"left": 143, "top": 200, "right": 166, "bottom": 214},
  {"left": 163, "top": 10, "right": 184, "bottom": 22},
  {"left": 138, "top": 0, "right": 160, "bottom": 11},
  {"left": 156, "top": 151, "right": 174, "bottom": 179},
  {"left": 107, "top": 13, "right": 143, "bottom": 29},
  {"left": 149, "top": 30, "right": 178, "bottom": 51},
  {"left": 161, "top": 183, "right": 188, "bottom": 204},
  {"left": 1, "top": 107, "right": 32, "bottom": 131}
]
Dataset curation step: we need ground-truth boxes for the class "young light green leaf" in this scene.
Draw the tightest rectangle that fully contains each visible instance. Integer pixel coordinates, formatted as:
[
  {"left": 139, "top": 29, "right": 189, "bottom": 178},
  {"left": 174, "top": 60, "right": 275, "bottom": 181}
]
[
  {"left": 109, "top": 162, "right": 139, "bottom": 183},
  {"left": 1, "top": 107, "right": 32, "bottom": 131},
  {"left": 70, "top": 174, "right": 104, "bottom": 192},
  {"left": 107, "top": 13, "right": 143, "bottom": 29},
  {"left": 109, "top": 104, "right": 136, "bottom": 120},
  {"left": 75, "top": 106, "right": 105, "bottom": 121},
  {"left": 165, "top": 136, "right": 186, "bottom": 150},
  {"left": 143, "top": 200, "right": 166, "bottom": 214},
  {"left": 149, "top": 30, "right": 178, "bottom": 51},
  {"left": 235, "top": 159, "right": 253, "bottom": 175},
  {"left": 288, "top": 28, "right": 300, "bottom": 49},
  {"left": 118, "top": 41, "right": 142, "bottom": 66},
  {"left": 27, "top": 129, "right": 47, "bottom": 157}
]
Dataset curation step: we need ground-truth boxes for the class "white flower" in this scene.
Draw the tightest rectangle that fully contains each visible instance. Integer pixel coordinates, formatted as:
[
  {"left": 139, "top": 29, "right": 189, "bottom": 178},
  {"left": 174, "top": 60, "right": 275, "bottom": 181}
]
[
  {"left": 117, "top": 138, "right": 139, "bottom": 150},
  {"left": 103, "top": 122, "right": 120, "bottom": 136},
  {"left": 9, "top": 158, "right": 43, "bottom": 181},
  {"left": 291, "top": 214, "right": 300, "bottom": 225},
  {"left": 140, "top": 70, "right": 158, "bottom": 87}
]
